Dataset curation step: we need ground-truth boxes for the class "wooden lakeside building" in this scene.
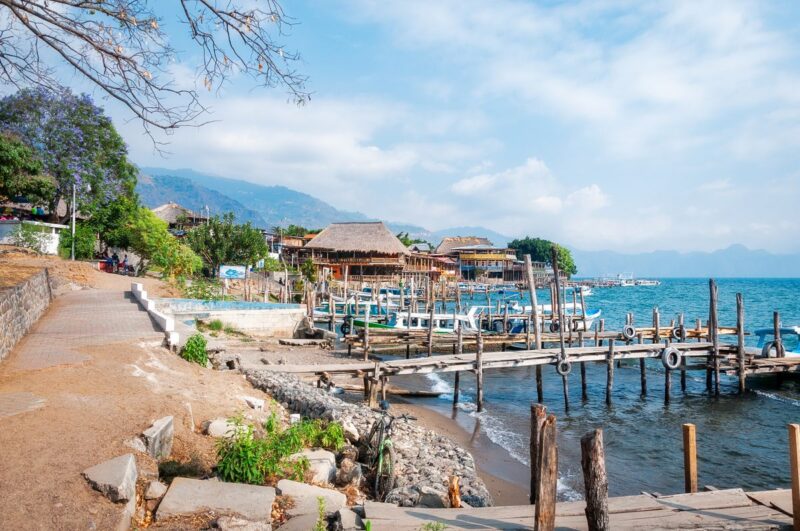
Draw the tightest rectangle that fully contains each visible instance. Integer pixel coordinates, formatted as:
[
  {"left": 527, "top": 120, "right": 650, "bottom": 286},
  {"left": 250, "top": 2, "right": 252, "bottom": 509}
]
[{"left": 298, "top": 222, "right": 453, "bottom": 283}]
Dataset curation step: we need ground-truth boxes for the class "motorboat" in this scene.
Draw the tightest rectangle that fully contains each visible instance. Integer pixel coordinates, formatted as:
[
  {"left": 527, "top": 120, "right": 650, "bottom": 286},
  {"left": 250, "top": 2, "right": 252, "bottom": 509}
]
[{"left": 754, "top": 327, "right": 800, "bottom": 357}]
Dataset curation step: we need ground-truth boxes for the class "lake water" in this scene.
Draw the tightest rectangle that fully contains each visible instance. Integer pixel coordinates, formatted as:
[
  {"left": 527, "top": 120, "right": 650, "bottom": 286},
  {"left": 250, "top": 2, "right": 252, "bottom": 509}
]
[{"left": 394, "top": 278, "right": 800, "bottom": 499}]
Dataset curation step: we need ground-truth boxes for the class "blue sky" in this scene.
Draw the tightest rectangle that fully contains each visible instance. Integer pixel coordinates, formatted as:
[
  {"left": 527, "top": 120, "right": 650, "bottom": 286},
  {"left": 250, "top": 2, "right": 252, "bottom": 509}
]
[{"left": 107, "top": 1, "right": 800, "bottom": 253}]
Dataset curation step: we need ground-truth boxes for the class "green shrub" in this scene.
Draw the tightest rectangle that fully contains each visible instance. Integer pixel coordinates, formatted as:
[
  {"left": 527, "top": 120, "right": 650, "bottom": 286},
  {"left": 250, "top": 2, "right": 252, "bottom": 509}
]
[
  {"left": 215, "top": 415, "right": 346, "bottom": 485},
  {"left": 181, "top": 278, "right": 225, "bottom": 301},
  {"left": 181, "top": 334, "right": 208, "bottom": 365},
  {"left": 57, "top": 222, "right": 95, "bottom": 259},
  {"left": 12, "top": 222, "right": 52, "bottom": 255},
  {"left": 208, "top": 319, "right": 224, "bottom": 331}
]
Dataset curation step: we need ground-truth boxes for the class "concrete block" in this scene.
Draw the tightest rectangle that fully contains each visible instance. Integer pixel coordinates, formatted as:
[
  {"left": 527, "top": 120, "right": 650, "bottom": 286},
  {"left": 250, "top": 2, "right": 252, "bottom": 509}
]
[
  {"left": 288, "top": 449, "right": 335, "bottom": 484},
  {"left": 276, "top": 479, "right": 345, "bottom": 516},
  {"left": 276, "top": 513, "right": 318, "bottom": 531},
  {"left": 215, "top": 516, "right": 272, "bottom": 530},
  {"left": 82, "top": 453, "right": 137, "bottom": 503},
  {"left": 157, "top": 478, "right": 275, "bottom": 522},
  {"left": 336, "top": 508, "right": 363, "bottom": 531},
  {"left": 142, "top": 416, "right": 174, "bottom": 459}
]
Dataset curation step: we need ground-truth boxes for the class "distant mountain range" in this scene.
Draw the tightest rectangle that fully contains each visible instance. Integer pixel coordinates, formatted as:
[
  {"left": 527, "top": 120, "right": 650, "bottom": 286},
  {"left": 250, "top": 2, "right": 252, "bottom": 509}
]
[
  {"left": 572, "top": 245, "right": 800, "bottom": 278},
  {"left": 136, "top": 166, "right": 798, "bottom": 277}
]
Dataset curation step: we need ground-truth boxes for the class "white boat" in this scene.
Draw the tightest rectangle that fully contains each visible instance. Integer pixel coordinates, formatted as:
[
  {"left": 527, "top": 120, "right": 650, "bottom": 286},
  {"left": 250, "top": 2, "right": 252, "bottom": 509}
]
[
  {"left": 635, "top": 279, "right": 661, "bottom": 286},
  {"left": 351, "top": 306, "right": 482, "bottom": 333}
]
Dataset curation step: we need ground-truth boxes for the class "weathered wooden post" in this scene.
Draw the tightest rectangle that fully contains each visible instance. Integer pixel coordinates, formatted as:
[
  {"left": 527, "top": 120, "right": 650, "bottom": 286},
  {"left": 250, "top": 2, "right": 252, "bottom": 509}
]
[
  {"left": 536, "top": 366, "right": 544, "bottom": 403},
  {"left": 683, "top": 423, "right": 698, "bottom": 493},
  {"left": 581, "top": 429, "right": 609, "bottom": 531},
  {"left": 368, "top": 362, "right": 381, "bottom": 407},
  {"left": 529, "top": 403, "right": 547, "bottom": 504},
  {"left": 638, "top": 333, "right": 647, "bottom": 397},
  {"left": 789, "top": 423, "right": 800, "bottom": 531},
  {"left": 710, "top": 279, "right": 720, "bottom": 395},
  {"left": 606, "top": 340, "right": 615, "bottom": 406},
  {"left": 665, "top": 345, "right": 672, "bottom": 405},
  {"left": 427, "top": 304, "right": 435, "bottom": 358},
  {"left": 551, "top": 245, "right": 569, "bottom": 411},
  {"left": 737, "top": 294, "right": 746, "bottom": 393},
  {"left": 524, "top": 255, "right": 543, "bottom": 350},
  {"left": 534, "top": 414, "right": 558, "bottom": 531},
  {"left": 653, "top": 307, "right": 661, "bottom": 344},
  {"left": 363, "top": 307, "right": 371, "bottom": 361},
  {"left": 453, "top": 371, "right": 460, "bottom": 408},
  {"left": 579, "top": 331, "right": 588, "bottom": 401},
  {"left": 679, "top": 313, "right": 687, "bottom": 392},
  {"left": 476, "top": 328, "right": 484, "bottom": 412},
  {"left": 328, "top": 291, "right": 335, "bottom": 332},
  {"left": 775, "top": 311, "right": 784, "bottom": 358}
]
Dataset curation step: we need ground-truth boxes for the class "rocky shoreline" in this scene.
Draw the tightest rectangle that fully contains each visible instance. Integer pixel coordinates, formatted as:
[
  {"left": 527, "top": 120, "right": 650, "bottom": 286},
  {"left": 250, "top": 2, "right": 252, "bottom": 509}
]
[{"left": 245, "top": 370, "right": 493, "bottom": 508}]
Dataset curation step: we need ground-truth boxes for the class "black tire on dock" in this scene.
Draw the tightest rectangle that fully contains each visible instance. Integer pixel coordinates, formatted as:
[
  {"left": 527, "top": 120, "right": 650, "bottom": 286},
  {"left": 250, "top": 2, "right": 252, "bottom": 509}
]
[
  {"left": 661, "top": 347, "right": 682, "bottom": 370},
  {"left": 622, "top": 324, "right": 636, "bottom": 340},
  {"left": 549, "top": 321, "right": 560, "bottom": 333},
  {"left": 671, "top": 327, "right": 682, "bottom": 340},
  {"left": 556, "top": 359, "right": 572, "bottom": 376},
  {"left": 493, "top": 320, "right": 504, "bottom": 333},
  {"left": 761, "top": 341, "right": 777, "bottom": 358}
]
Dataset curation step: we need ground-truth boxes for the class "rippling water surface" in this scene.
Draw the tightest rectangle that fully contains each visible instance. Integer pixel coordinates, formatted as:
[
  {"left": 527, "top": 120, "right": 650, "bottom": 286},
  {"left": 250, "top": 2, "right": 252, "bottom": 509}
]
[{"left": 394, "top": 278, "right": 800, "bottom": 499}]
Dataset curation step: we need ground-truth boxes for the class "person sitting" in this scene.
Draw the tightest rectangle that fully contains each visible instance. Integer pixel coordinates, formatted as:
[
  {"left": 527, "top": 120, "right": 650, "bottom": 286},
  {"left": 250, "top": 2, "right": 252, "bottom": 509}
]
[{"left": 111, "top": 252, "right": 119, "bottom": 272}]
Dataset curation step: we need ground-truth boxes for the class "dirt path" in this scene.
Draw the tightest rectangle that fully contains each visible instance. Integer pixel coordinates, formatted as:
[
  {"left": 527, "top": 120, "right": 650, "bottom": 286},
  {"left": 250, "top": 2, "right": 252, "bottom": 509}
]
[{"left": 0, "top": 282, "right": 276, "bottom": 529}]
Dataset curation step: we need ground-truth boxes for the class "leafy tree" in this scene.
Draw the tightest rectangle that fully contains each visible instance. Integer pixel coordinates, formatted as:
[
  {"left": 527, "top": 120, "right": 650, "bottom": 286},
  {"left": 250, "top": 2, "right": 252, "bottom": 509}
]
[
  {"left": 58, "top": 223, "right": 96, "bottom": 260},
  {"left": 0, "top": 132, "right": 54, "bottom": 206},
  {"left": 300, "top": 258, "right": 317, "bottom": 283},
  {"left": 396, "top": 231, "right": 430, "bottom": 248},
  {"left": 0, "top": 1, "right": 307, "bottom": 135},
  {"left": 126, "top": 207, "right": 201, "bottom": 278},
  {"left": 0, "top": 87, "right": 138, "bottom": 223},
  {"left": 508, "top": 237, "right": 578, "bottom": 277},
  {"left": 274, "top": 224, "right": 320, "bottom": 237},
  {"left": 188, "top": 213, "right": 268, "bottom": 276}
]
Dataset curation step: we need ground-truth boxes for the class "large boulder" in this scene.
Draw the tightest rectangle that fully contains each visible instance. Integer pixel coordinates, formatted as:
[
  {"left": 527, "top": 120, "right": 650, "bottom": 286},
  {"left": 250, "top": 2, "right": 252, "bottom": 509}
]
[
  {"left": 142, "top": 416, "right": 174, "bottom": 459},
  {"left": 82, "top": 453, "right": 137, "bottom": 503},
  {"left": 145, "top": 480, "right": 168, "bottom": 500},
  {"left": 157, "top": 478, "right": 275, "bottom": 522},
  {"left": 215, "top": 516, "right": 272, "bottom": 530},
  {"left": 205, "top": 418, "right": 239, "bottom": 438},
  {"left": 288, "top": 449, "right": 335, "bottom": 485}
]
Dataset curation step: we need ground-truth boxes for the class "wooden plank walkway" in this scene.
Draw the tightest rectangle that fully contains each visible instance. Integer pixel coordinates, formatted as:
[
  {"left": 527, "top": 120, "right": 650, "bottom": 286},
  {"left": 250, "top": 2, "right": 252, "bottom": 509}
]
[
  {"left": 363, "top": 489, "right": 794, "bottom": 530},
  {"left": 256, "top": 341, "right": 724, "bottom": 377}
]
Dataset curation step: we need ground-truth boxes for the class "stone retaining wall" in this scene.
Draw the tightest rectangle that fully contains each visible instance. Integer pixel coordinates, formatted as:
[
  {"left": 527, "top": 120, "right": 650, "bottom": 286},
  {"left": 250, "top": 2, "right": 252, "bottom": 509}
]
[
  {"left": 0, "top": 268, "right": 52, "bottom": 361},
  {"left": 245, "top": 370, "right": 493, "bottom": 508}
]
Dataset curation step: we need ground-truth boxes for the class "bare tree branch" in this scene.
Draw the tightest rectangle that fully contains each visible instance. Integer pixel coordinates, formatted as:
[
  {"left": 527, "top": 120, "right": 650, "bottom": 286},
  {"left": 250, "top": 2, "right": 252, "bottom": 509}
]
[{"left": 0, "top": 0, "right": 308, "bottom": 141}]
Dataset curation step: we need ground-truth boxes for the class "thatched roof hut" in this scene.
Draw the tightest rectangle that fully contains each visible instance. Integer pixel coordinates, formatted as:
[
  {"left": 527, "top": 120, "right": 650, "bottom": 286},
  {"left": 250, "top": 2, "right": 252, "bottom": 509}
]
[
  {"left": 435, "top": 236, "right": 493, "bottom": 255},
  {"left": 305, "top": 222, "right": 410, "bottom": 255},
  {"left": 151, "top": 202, "right": 207, "bottom": 227}
]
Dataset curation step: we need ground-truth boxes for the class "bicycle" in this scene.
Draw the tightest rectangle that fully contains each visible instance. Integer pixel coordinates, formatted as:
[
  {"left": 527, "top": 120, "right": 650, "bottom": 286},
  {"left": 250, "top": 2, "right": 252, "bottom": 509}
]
[{"left": 361, "top": 400, "right": 416, "bottom": 501}]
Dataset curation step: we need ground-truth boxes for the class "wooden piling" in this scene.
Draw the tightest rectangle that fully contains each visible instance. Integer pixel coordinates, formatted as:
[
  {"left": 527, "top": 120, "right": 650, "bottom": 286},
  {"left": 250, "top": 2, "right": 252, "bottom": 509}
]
[
  {"left": 679, "top": 313, "right": 686, "bottom": 391},
  {"left": 606, "top": 340, "right": 615, "bottom": 406},
  {"left": 789, "top": 423, "right": 800, "bottom": 531},
  {"left": 524, "top": 255, "right": 543, "bottom": 349},
  {"left": 476, "top": 329, "right": 484, "bottom": 413},
  {"left": 579, "top": 331, "right": 587, "bottom": 401},
  {"left": 530, "top": 403, "right": 547, "bottom": 504},
  {"left": 427, "top": 304, "right": 435, "bottom": 358},
  {"left": 653, "top": 307, "right": 661, "bottom": 344},
  {"left": 534, "top": 414, "right": 558, "bottom": 531},
  {"left": 581, "top": 429, "right": 609, "bottom": 531},
  {"left": 637, "top": 334, "right": 647, "bottom": 397},
  {"left": 775, "top": 311, "right": 784, "bottom": 358},
  {"left": 368, "top": 362, "right": 381, "bottom": 407},
  {"left": 737, "top": 293, "right": 746, "bottom": 393},
  {"left": 710, "top": 279, "right": 720, "bottom": 396},
  {"left": 363, "top": 307, "right": 371, "bottom": 361},
  {"left": 453, "top": 371, "right": 460, "bottom": 408},
  {"left": 683, "top": 423, "right": 698, "bottom": 493},
  {"left": 665, "top": 363, "right": 672, "bottom": 405},
  {"left": 536, "top": 366, "right": 543, "bottom": 403}
]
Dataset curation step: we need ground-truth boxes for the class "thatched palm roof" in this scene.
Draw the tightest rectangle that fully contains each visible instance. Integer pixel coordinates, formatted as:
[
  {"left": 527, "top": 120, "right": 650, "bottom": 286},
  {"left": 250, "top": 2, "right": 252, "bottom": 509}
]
[
  {"left": 305, "top": 222, "right": 410, "bottom": 255},
  {"left": 435, "top": 236, "right": 493, "bottom": 255},
  {"left": 152, "top": 202, "right": 207, "bottom": 224}
]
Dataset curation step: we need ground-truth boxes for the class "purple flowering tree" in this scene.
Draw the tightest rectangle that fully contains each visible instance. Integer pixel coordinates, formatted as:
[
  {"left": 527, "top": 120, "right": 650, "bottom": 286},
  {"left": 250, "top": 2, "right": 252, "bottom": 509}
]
[{"left": 0, "top": 87, "right": 136, "bottom": 223}]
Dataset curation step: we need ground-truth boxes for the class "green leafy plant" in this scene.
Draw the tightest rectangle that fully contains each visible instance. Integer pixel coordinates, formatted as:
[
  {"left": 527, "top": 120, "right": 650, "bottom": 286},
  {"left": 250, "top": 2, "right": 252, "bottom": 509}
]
[
  {"left": 314, "top": 496, "right": 327, "bottom": 531},
  {"left": 216, "top": 415, "right": 346, "bottom": 485},
  {"left": 182, "top": 278, "right": 225, "bottom": 301},
  {"left": 208, "top": 319, "right": 224, "bottom": 331},
  {"left": 420, "top": 523, "right": 447, "bottom": 531},
  {"left": 364, "top": 521, "right": 372, "bottom": 531},
  {"left": 181, "top": 333, "right": 208, "bottom": 365}
]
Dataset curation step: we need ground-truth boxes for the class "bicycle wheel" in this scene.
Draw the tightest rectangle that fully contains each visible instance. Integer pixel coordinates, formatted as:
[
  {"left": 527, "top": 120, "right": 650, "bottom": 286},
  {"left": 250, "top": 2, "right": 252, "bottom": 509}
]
[
  {"left": 374, "top": 443, "right": 396, "bottom": 501},
  {"left": 360, "top": 421, "right": 382, "bottom": 463}
]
